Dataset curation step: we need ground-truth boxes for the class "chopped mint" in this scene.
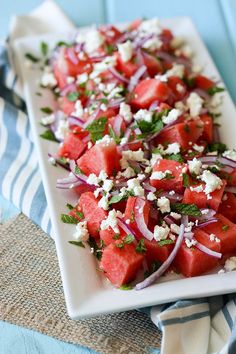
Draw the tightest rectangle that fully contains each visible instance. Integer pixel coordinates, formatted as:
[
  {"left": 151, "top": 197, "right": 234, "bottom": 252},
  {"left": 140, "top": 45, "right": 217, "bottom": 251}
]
[{"left": 68, "top": 240, "right": 85, "bottom": 248}]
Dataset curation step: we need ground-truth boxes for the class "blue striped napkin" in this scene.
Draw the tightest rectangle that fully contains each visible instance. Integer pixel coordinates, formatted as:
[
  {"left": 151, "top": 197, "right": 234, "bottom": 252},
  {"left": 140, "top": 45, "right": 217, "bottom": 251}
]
[{"left": 0, "top": 2, "right": 236, "bottom": 353}]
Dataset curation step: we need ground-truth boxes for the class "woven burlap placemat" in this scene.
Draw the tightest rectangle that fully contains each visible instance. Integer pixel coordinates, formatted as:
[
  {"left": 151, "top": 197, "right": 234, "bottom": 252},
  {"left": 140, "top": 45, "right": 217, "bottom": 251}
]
[{"left": 0, "top": 214, "right": 161, "bottom": 353}]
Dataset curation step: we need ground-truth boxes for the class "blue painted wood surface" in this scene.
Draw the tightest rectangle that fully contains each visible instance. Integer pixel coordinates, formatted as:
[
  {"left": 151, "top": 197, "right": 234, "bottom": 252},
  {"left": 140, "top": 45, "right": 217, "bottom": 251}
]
[{"left": 1, "top": 0, "right": 236, "bottom": 353}]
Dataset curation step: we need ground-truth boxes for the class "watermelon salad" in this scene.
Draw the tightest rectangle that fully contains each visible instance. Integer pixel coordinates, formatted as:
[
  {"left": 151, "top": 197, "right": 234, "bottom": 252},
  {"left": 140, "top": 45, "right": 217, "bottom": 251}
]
[{"left": 28, "top": 18, "right": 236, "bottom": 290}]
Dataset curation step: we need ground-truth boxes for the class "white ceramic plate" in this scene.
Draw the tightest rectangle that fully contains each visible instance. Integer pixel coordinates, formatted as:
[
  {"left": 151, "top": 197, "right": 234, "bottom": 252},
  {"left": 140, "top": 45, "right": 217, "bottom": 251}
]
[{"left": 14, "top": 17, "right": 236, "bottom": 319}]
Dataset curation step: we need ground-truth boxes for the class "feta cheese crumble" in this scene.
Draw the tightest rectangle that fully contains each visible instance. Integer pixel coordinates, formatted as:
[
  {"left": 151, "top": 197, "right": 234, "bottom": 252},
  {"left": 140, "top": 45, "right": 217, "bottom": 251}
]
[
  {"left": 117, "top": 40, "right": 133, "bottom": 62},
  {"left": 100, "top": 210, "right": 122, "bottom": 233},
  {"left": 55, "top": 119, "right": 69, "bottom": 140},
  {"left": 185, "top": 238, "right": 197, "bottom": 248},
  {"left": 157, "top": 197, "right": 170, "bottom": 213},
  {"left": 76, "top": 28, "right": 104, "bottom": 54},
  {"left": 186, "top": 92, "right": 204, "bottom": 117},
  {"left": 188, "top": 158, "right": 202, "bottom": 175},
  {"left": 98, "top": 195, "right": 109, "bottom": 210},
  {"left": 154, "top": 224, "right": 170, "bottom": 241},
  {"left": 87, "top": 173, "right": 100, "bottom": 186},
  {"left": 200, "top": 170, "right": 223, "bottom": 194},
  {"left": 134, "top": 109, "right": 153, "bottom": 123},
  {"left": 41, "top": 114, "right": 55, "bottom": 126},
  {"left": 222, "top": 149, "right": 236, "bottom": 161},
  {"left": 162, "top": 108, "right": 182, "bottom": 125},
  {"left": 150, "top": 170, "right": 171, "bottom": 180},
  {"left": 120, "top": 149, "right": 145, "bottom": 169},
  {"left": 165, "top": 64, "right": 185, "bottom": 79},
  {"left": 73, "top": 221, "right": 89, "bottom": 242},
  {"left": 72, "top": 99, "right": 84, "bottom": 118},
  {"left": 127, "top": 178, "right": 144, "bottom": 197},
  {"left": 41, "top": 71, "right": 57, "bottom": 88},
  {"left": 224, "top": 257, "right": 236, "bottom": 272},
  {"left": 164, "top": 142, "right": 181, "bottom": 155},
  {"left": 119, "top": 102, "right": 133, "bottom": 123},
  {"left": 147, "top": 192, "right": 157, "bottom": 201}
]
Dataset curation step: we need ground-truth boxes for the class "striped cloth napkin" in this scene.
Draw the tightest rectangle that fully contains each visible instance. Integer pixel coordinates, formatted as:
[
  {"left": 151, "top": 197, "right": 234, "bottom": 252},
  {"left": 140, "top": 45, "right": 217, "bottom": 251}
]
[{"left": 0, "top": 2, "right": 236, "bottom": 353}]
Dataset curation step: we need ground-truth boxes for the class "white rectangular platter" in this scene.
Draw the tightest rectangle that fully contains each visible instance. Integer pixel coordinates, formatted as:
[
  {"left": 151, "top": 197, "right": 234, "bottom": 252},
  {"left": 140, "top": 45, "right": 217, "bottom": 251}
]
[{"left": 14, "top": 17, "right": 236, "bottom": 319}]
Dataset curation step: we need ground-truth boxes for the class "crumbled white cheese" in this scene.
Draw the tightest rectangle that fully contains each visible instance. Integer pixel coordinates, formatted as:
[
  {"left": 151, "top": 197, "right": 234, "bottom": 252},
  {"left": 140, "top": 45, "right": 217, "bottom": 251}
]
[
  {"left": 76, "top": 28, "right": 104, "bottom": 54},
  {"left": 170, "top": 224, "right": 180, "bottom": 235},
  {"left": 188, "top": 158, "right": 202, "bottom": 175},
  {"left": 127, "top": 178, "right": 144, "bottom": 197},
  {"left": 119, "top": 167, "right": 136, "bottom": 178},
  {"left": 41, "top": 114, "right": 55, "bottom": 126},
  {"left": 100, "top": 103, "right": 107, "bottom": 112},
  {"left": 55, "top": 119, "right": 69, "bottom": 140},
  {"left": 200, "top": 170, "right": 223, "bottom": 194},
  {"left": 119, "top": 102, "right": 133, "bottom": 123},
  {"left": 87, "top": 141, "right": 93, "bottom": 149},
  {"left": 162, "top": 108, "right": 182, "bottom": 125},
  {"left": 76, "top": 72, "right": 88, "bottom": 85},
  {"left": 170, "top": 212, "right": 181, "bottom": 220},
  {"left": 98, "top": 170, "right": 108, "bottom": 181},
  {"left": 98, "top": 195, "right": 109, "bottom": 210},
  {"left": 87, "top": 173, "right": 100, "bottom": 186},
  {"left": 73, "top": 221, "right": 89, "bottom": 242},
  {"left": 117, "top": 40, "right": 133, "bottom": 62},
  {"left": 147, "top": 192, "right": 157, "bottom": 201},
  {"left": 190, "top": 185, "right": 204, "bottom": 193},
  {"left": 143, "top": 36, "right": 162, "bottom": 51},
  {"left": 164, "top": 142, "right": 181, "bottom": 155},
  {"left": 90, "top": 56, "right": 116, "bottom": 78},
  {"left": 134, "top": 109, "right": 153, "bottom": 123},
  {"left": 100, "top": 209, "right": 122, "bottom": 233},
  {"left": 185, "top": 238, "right": 197, "bottom": 248},
  {"left": 181, "top": 45, "right": 193, "bottom": 58},
  {"left": 93, "top": 187, "right": 103, "bottom": 198},
  {"left": 103, "top": 179, "right": 113, "bottom": 192},
  {"left": 176, "top": 83, "right": 185, "bottom": 93},
  {"left": 154, "top": 224, "right": 170, "bottom": 241},
  {"left": 41, "top": 72, "right": 57, "bottom": 88},
  {"left": 169, "top": 190, "right": 175, "bottom": 196},
  {"left": 222, "top": 149, "right": 236, "bottom": 161},
  {"left": 170, "top": 36, "right": 185, "bottom": 49},
  {"left": 150, "top": 152, "right": 163, "bottom": 167},
  {"left": 66, "top": 76, "right": 75, "bottom": 84},
  {"left": 139, "top": 18, "right": 162, "bottom": 35},
  {"left": 107, "top": 85, "right": 124, "bottom": 99},
  {"left": 209, "top": 233, "right": 220, "bottom": 243},
  {"left": 186, "top": 92, "right": 204, "bottom": 117},
  {"left": 193, "top": 143, "right": 204, "bottom": 153},
  {"left": 96, "top": 134, "right": 114, "bottom": 146},
  {"left": 120, "top": 149, "right": 145, "bottom": 169},
  {"left": 72, "top": 99, "right": 84, "bottom": 118},
  {"left": 150, "top": 170, "right": 171, "bottom": 180},
  {"left": 224, "top": 257, "right": 236, "bottom": 272},
  {"left": 192, "top": 64, "right": 203, "bottom": 74},
  {"left": 48, "top": 157, "right": 56, "bottom": 165},
  {"left": 120, "top": 137, "right": 128, "bottom": 146},
  {"left": 157, "top": 197, "right": 170, "bottom": 213},
  {"left": 165, "top": 64, "right": 185, "bottom": 79}
]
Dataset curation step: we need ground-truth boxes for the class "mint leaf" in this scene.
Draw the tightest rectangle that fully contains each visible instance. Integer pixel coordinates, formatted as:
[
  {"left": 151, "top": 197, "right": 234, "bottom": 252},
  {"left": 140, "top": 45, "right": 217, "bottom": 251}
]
[
  {"left": 40, "top": 129, "right": 58, "bottom": 142},
  {"left": 158, "top": 239, "right": 174, "bottom": 247},
  {"left": 76, "top": 211, "right": 84, "bottom": 219},
  {"left": 85, "top": 117, "right": 108, "bottom": 143},
  {"left": 222, "top": 224, "right": 229, "bottom": 231},
  {"left": 56, "top": 41, "right": 70, "bottom": 47},
  {"left": 68, "top": 240, "right": 85, "bottom": 248},
  {"left": 108, "top": 125, "right": 121, "bottom": 144},
  {"left": 66, "top": 203, "right": 74, "bottom": 210},
  {"left": 109, "top": 194, "right": 125, "bottom": 205},
  {"left": 164, "top": 173, "right": 174, "bottom": 180},
  {"left": 40, "top": 106, "right": 53, "bottom": 114},
  {"left": 165, "top": 153, "right": 184, "bottom": 163},
  {"left": 40, "top": 41, "right": 48, "bottom": 56},
  {"left": 124, "top": 234, "right": 135, "bottom": 244},
  {"left": 135, "top": 239, "right": 147, "bottom": 254},
  {"left": 119, "top": 284, "right": 133, "bottom": 290},
  {"left": 75, "top": 166, "right": 84, "bottom": 175},
  {"left": 207, "top": 87, "right": 224, "bottom": 96},
  {"left": 171, "top": 203, "right": 201, "bottom": 217},
  {"left": 67, "top": 92, "right": 80, "bottom": 102},
  {"left": 183, "top": 173, "right": 190, "bottom": 187},
  {"left": 88, "top": 237, "right": 103, "bottom": 260},
  {"left": 60, "top": 214, "right": 78, "bottom": 224},
  {"left": 207, "top": 142, "right": 227, "bottom": 153},
  {"left": 25, "top": 52, "right": 40, "bottom": 63}
]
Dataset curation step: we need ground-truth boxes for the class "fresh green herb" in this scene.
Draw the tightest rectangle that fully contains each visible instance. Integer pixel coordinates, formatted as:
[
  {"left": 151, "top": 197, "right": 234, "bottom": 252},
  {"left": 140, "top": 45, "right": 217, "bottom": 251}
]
[
  {"left": 60, "top": 214, "right": 78, "bottom": 224},
  {"left": 76, "top": 211, "right": 84, "bottom": 219},
  {"left": 108, "top": 125, "right": 121, "bottom": 144},
  {"left": 56, "top": 41, "right": 70, "bottom": 47},
  {"left": 171, "top": 203, "right": 201, "bottom": 217},
  {"left": 115, "top": 241, "right": 125, "bottom": 249},
  {"left": 165, "top": 153, "right": 184, "bottom": 163},
  {"left": 100, "top": 98, "right": 109, "bottom": 104},
  {"left": 158, "top": 239, "right": 175, "bottom": 247},
  {"left": 56, "top": 156, "right": 69, "bottom": 167},
  {"left": 183, "top": 173, "right": 190, "bottom": 187},
  {"left": 144, "top": 260, "right": 162, "bottom": 278},
  {"left": 164, "top": 173, "right": 174, "bottom": 180},
  {"left": 184, "top": 124, "right": 190, "bottom": 133},
  {"left": 124, "top": 234, "right": 135, "bottom": 244},
  {"left": 136, "top": 112, "right": 165, "bottom": 139},
  {"left": 67, "top": 91, "right": 80, "bottom": 102},
  {"left": 119, "top": 284, "right": 133, "bottom": 290},
  {"left": 207, "top": 142, "right": 227, "bottom": 154},
  {"left": 183, "top": 76, "right": 196, "bottom": 88},
  {"left": 35, "top": 91, "right": 42, "bottom": 96},
  {"left": 68, "top": 240, "right": 85, "bottom": 248},
  {"left": 99, "top": 239, "right": 105, "bottom": 248},
  {"left": 25, "top": 52, "right": 40, "bottom": 63},
  {"left": 86, "top": 117, "right": 108, "bottom": 142},
  {"left": 187, "top": 150, "right": 199, "bottom": 158},
  {"left": 74, "top": 166, "right": 83, "bottom": 175},
  {"left": 207, "top": 87, "right": 225, "bottom": 96},
  {"left": 109, "top": 194, "right": 125, "bottom": 205},
  {"left": 105, "top": 43, "right": 116, "bottom": 55},
  {"left": 40, "top": 41, "right": 48, "bottom": 56},
  {"left": 85, "top": 89, "right": 96, "bottom": 97},
  {"left": 66, "top": 203, "right": 74, "bottom": 210},
  {"left": 222, "top": 224, "right": 229, "bottom": 231},
  {"left": 88, "top": 237, "right": 103, "bottom": 260},
  {"left": 135, "top": 239, "right": 147, "bottom": 254},
  {"left": 40, "top": 129, "right": 58, "bottom": 142},
  {"left": 113, "top": 233, "right": 120, "bottom": 240},
  {"left": 40, "top": 106, "right": 53, "bottom": 114}
]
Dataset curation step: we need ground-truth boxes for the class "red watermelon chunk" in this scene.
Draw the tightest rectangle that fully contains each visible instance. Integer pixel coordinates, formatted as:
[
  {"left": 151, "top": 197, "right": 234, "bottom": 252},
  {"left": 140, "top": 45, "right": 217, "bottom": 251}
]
[
  {"left": 100, "top": 242, "right": 144, "bottom": 287},
  {"left": 150, "top": 159, "right": 186, "bottom": 193},
  {"left": 77, "top": 138, "right": 120, "bottom": 176},
  {"left": 201, "top": 213, "right": 236, "bottom": 254},
  {"left": 218, "top": 193, "right": 236, "bottom": 223},
  {"left": 183, "top": 180, "right": 226, "bottom": 211},
  {"left": 157, "top": 119, "right": 204, "bottom": 149},
  {"left": 124, "top": 196, "right": 150, "bottom": 239},
  {"left": 58, "top": 132, "right": 86, "bottom": 160},
  {"left": 145, "top": 239, "right": 174, "bottom": 267},
  {"left": 79, "top": 192, "right": 107, "bottom": 238},
  {"left": 100, "top": 227, "right": 126, "bottom": 246},
  {"left": 115, "top": 52, "right": 139, "bottom": 78},
  {"left": 174, "top": 229, "right": 221, "bottom": 277},
  {"left": 200, "top": 114, "right": 213, "bottom": 143}
]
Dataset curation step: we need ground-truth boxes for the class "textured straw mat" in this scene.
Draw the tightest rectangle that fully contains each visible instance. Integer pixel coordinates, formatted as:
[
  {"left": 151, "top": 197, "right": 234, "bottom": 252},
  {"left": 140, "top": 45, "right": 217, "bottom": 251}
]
[{"left": 0, "top": 214, "right": 161, "bottom": 354}]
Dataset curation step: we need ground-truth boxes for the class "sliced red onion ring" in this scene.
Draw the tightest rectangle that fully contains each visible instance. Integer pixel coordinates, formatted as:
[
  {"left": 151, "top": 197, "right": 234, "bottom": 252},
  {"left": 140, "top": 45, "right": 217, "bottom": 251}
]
[
  {"left": 124, "top": 128, "right": 132, "bottom": 140},
  {"left": 67, "top": 47, "right": 79, "bottom": 65},
  {"left": 143, "top": 182, "right": 156, "bottom": 193},
  {"left": 213, "top": 125, "right": 220, "bottom": 142},
  {"left": 68, "top": 116, "right": 85, "bottom": 128},
  {"left": 112, "top": 115, "right": 123, "bottom": 136},
  {"left": 163, "top": 215, "right": 176, "bottom": 226},
  {"left": 128, "top": 65, "right": 147, "bottom": 92},
  {"left": 195, "top": 241, "right": 222, "bottom": 259},
  {"left": 69, "top": 160, "right": 88, "bottom": 182},
  {"left": 108, "top": 67, "right": 129, "bottom": 84},
  {"left": 83, "top": 107, "right": 101, "bottom": 128},
  {"left": 199, "top": 156, "right": 236, "bottom": 170},
  {"left": 134, "top": 33, "right": 155, "bottom": 49},
  {"left": 156, "top": 51, "right": 174, "bottom": 62},
  {"left": 194, "top": 218, "right": 218, "bottom": 229},
  {"left": 198, "top": 208, "right": 216, "bottom": 220},
  {"left": 149, "top": 100, "right": 159, "bottom": 111},
  {"left": 89, "top": 54, "right": 107, "bottom": 62},
  {"left": 134, "top": 198, "right": 154, "bottom": 241},
  {"left": 117, "top": 218, "right": 136, "bottom": 238},
  {"left": 193, "top": 88, "right": 211, "bottom": 101},
  {"left": 182, "top": 215, "right": 189, "bottom": 227},
  {"left": 184, "top": 232, "right": 194, "bottom": 239},
  {"left": 225, "top": 186, "right": 236, "bottom": 194},
  {"left": 135, "top": 224, "right": 185, "bottom": 290},
  {"left": 109, "top": 97, "right": 125, "bottom": 108},
  {"left": 158, "top": 191, "right": 183, "bottom": 202},
  {"left": 60, "top": 83, "right": 77, "bottom": 97},
  {"left": 136, "top": 48, "right": 145, "bottom": 67}
]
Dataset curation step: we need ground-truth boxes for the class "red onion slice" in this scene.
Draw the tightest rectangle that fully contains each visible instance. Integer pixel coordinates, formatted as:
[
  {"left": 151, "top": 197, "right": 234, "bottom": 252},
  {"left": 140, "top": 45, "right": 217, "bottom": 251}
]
[
  {"left": 194, "top": 218, "right": 218, "bottom": 229},
  {"left": 68, "top": 116, "right": 85, "bottom": 128},
  {"left": 163, "top": 215, "right": 176, "bottom": 226},
  {"left": 135, "top": 224, "right": 185, "bottom": 290},
  {"left": 134, "top": 33, "right": 155, "bottom": 49},
  {"left": 60, "top": 83, "right": 77, "bottom": 97},
  {"left": 158, "top": 191, "right": 183, "bottom": 202},
  {"left": 143, "top": 182, "right": 156, "bottom": 193},
  {"left": 117, "top": 218, "right": 136, "bottom": 238},
  {"left": 112, "top": 115, "right": 123, "bottom": 136},
  {"left": 193, "top": 88, "right": 211, "bottom": 101},
  {"left": 134, "top": 198, "right": 154, "bottom": 241},
  {"left": 66, "top": 47, "right": 79, "bottom": 65},
  {"left": 83, "top": 107, "right": 101, "bottom": 128},
  {"left": 225, "top": 186, "right": 236, "bottom": 194},
  {"left": 108, "top": 67, "right": 129, "bottom": 84},
  {"left": 128, "top": 65, "right": 147, "bottom": 92},
  {"left": 149, "top": 100, "right": 159, "bottom": 111},
  {"left": 109, "top": 97, "right": 125, "bottom": 108},
  {"left": 195, "top": 241, "right": 222, "bottom": 259}
]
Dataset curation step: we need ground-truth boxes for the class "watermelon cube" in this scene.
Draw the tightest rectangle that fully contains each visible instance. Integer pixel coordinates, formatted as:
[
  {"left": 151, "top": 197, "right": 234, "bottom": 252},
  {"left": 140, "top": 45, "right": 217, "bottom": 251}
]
[
  {"left": 100, "top": 227, "right": 126, "bottom": 246},
  {"left": 100, "top": 242, "right": 144, "bottom": 287},
  {"left": 79, "top": 192, "right": 107, "bottom": 238},
  {"left": 200, "top": 114, "right": 213, "bottom": 143},
  {"left": 218, "top": 193, "right": 236, "bottom": 223},
  {"left": 77, "top": 138, "right": 120, "bottom": 176},
  {"left": 145, "top": 239, "right": 174, "bottom": 266},
  {"left": 201, "top": 213, "right": 236, "bottom": 254},
  {"left": 58, "top": 132, "right": 86, "bottom": 160},
  {"left": 174, "top": 229, "right": 221, "bottom": 277},
  {"left": 150, "top": 159, "right": 186, "bottom": 193}
]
